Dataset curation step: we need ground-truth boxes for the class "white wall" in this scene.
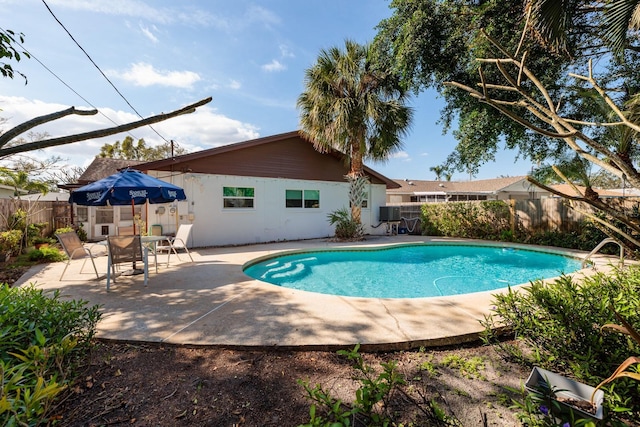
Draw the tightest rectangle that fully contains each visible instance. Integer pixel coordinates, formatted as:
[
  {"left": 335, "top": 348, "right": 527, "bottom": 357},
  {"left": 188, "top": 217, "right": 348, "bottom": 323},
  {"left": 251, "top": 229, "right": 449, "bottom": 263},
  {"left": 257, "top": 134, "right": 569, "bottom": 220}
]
[{"left": 147, "top": 172, "right": 388, "bottom": 247}]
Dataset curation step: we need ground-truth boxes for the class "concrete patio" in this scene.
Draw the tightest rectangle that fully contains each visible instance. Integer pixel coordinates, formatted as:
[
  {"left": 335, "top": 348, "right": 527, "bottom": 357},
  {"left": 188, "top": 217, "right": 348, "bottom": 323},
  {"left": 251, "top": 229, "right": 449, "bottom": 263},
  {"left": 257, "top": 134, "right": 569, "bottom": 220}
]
[{"left": 15, "top": 235, "right": 614, "bottom": 351}]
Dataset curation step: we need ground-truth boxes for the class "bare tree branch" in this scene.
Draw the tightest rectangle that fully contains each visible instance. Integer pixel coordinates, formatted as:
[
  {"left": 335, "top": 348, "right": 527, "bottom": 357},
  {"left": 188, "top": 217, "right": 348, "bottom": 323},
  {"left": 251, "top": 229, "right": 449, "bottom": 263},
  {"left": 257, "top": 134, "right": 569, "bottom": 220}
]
[
  {"left": 0, "top": 106, "right": 97, "bottom": 147},
  {"left": 0, "top": 97, "right": 212, "bottom": 158}
]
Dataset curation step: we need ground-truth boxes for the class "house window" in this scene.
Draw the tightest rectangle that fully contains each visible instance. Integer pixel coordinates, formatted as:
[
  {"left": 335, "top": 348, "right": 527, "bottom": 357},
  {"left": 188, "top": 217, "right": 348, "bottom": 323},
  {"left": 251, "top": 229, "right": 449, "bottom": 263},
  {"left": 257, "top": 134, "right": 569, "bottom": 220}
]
[
  {"left": 304, "top": 190, "right": 320, "bottom": 208},
  {"left": 95, "top": 207, "right": 114, "bottom": 224},
  {"left": 286, "top": 190, "right": 303, "bottom": 207},
  {"left": 223, "top": 186, "right": 254, "bottom": 208},
  {"left": 286, "top": 189, "right": 320, "bottom": 208},
  {"left": 120, "top": 205, "right": 142, "bottom": 221},
  {"left": 76, "top": 206, "right": 88, "bottom": 222}
]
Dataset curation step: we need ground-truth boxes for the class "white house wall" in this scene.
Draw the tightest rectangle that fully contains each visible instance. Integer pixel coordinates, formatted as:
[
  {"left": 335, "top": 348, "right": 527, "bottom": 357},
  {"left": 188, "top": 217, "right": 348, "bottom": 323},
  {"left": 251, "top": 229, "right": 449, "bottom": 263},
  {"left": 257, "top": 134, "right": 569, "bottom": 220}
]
[{"left": 147, "top": 171, "right": 387, "bottom": 247}]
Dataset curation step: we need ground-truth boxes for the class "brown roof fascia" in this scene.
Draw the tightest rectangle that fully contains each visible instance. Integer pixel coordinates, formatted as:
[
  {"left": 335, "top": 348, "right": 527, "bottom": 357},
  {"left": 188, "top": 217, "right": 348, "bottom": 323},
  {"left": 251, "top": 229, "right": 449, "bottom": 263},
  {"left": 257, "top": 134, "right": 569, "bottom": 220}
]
[{"left": 136, "top": 130, "right": 401, "bottom": 189}]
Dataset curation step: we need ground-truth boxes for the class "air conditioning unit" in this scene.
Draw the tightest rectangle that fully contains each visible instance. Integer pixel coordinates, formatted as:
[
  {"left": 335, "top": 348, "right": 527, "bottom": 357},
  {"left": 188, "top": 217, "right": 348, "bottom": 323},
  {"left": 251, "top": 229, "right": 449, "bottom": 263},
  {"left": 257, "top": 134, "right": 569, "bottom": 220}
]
[{"left": 379, "top": 206, "right": 400, "bottom": 222}]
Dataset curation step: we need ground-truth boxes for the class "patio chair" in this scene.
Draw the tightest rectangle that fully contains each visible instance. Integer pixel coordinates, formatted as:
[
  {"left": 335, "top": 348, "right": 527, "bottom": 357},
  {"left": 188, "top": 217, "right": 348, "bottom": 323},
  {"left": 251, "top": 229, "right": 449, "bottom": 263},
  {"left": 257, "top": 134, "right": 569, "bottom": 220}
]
[
  {"left": 156, "top": 224, "right": 194, "bottom": 266},
  {"left": 56, "top": 231, "right": 101, "bottom": 281},
  {"left": 106, "top": 235, "right": 148, "bottom": 291},
  {"left": 117, "top": 225, "right": 136, "bottom": 236}
]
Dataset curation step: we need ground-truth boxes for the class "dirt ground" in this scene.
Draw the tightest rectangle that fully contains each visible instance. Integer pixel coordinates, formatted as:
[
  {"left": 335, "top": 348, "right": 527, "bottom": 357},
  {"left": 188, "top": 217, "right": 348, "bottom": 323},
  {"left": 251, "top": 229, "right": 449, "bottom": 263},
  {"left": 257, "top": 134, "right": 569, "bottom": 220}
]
[
  {"left": 51, "top": 340, "right": 532, "bottom": 427},
  {"left": 4, "top": 261, "right": 532, "bottom": 426}
]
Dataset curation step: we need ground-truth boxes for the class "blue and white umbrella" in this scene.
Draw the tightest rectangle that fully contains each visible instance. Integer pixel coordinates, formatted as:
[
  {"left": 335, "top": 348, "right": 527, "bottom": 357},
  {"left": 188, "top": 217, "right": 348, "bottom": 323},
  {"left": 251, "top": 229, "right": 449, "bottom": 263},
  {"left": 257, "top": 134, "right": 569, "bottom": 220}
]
[
  {"left": 70, "top": 168, "right": 186, "bottom": 207},
  {"left": 70, "top": 168, "right": 186, "bottom": 236}
]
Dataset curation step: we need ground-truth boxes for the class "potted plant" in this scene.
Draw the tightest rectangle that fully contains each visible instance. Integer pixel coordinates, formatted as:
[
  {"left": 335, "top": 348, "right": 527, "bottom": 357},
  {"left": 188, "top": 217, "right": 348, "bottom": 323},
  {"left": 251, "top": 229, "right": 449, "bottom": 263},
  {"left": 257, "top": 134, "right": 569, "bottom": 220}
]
[
  {"left": 525, "top": 307, "right": 640, "bottom": 423},
  {"left": 525, "top": 367, "right": 604, "bottom": 421},
  {"left": 32, "top": 236, "right": 54, "bottom": 250}
]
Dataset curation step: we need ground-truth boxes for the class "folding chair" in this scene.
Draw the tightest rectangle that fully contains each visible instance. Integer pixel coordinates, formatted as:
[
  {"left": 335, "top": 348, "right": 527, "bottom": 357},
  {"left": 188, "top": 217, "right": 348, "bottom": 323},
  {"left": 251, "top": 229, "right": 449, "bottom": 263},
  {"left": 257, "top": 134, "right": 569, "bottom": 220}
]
[
  {"left": 156, "top": 224, "right": 194, "bottom": 266},
  {"left": 106, "top": 235, "right": 148, "bottom": 291},
  {"left": 56, "top": 231, "right": 101, "bottom": 281}
]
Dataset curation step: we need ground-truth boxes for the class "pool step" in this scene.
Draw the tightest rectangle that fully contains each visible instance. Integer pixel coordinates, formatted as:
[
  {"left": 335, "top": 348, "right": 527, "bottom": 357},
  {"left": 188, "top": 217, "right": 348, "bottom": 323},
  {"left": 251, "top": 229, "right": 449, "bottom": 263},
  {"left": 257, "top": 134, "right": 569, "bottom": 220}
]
[{"left": 260, "top": 257, "right": 316, "bottom": 280}]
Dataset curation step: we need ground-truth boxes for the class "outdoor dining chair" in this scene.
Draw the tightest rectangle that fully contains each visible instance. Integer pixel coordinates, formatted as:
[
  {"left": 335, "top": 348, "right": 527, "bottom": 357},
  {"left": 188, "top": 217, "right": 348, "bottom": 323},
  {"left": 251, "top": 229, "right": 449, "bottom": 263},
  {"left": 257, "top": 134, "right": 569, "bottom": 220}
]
[
  {"left": 56, "top": 231, "right": 101, "bottom": 281},
  {"left": 106, "top": 235, "right": 148, "bottom": 291},
  {"left": 155, "top": 224, "right": 194, "bottom": 266}
]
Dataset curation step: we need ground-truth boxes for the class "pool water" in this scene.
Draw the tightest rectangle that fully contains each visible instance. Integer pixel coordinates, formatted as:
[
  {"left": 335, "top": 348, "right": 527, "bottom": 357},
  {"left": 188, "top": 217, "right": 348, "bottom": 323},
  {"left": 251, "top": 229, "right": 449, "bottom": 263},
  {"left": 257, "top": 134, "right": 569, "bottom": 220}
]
[{"left": 243, "top": 244, "right": 582, "bottom": 298}]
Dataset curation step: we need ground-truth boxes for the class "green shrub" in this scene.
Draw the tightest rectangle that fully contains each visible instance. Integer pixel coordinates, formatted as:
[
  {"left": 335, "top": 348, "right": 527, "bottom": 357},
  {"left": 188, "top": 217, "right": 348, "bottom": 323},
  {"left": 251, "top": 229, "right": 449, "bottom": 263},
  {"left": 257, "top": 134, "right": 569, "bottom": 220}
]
[
  {"left": 0, "top": 284, "right": 101, "bottom": 425},
  {"left": 27, "top": 246, "right": 65, "bottom": 263},
  {"left": 421, "top": 201, "right": 513, "bottom": 240},
  {"left": 327, "top": 208, "right": 363, "bottom": 240},
  {"left": 0, "top": 229, "right": 23, "bottom": 257},
  {"left": 526, "top": 222, "right": 611, "bottom": 253},
  {"left": 55, "top": 224, "right": 87, "bottom": 242},
  {"left": 482, "top": 267, "right": 640, "bottom": 423}
]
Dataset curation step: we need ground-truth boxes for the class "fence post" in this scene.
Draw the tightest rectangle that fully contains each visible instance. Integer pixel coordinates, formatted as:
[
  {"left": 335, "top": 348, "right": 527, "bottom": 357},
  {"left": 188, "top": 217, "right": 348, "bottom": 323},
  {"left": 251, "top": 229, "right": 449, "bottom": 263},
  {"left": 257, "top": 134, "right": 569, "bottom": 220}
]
[{"left": 509, "top": 199, "right": 516, "bottom": 234}]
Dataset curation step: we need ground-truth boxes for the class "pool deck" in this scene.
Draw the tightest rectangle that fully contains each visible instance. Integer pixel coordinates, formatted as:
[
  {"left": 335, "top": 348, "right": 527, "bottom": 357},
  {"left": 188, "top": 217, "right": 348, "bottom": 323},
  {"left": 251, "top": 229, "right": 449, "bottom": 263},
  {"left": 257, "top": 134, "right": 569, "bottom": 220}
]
[{"left": 16, "top": 235, "right": 616, "bottom": 351}]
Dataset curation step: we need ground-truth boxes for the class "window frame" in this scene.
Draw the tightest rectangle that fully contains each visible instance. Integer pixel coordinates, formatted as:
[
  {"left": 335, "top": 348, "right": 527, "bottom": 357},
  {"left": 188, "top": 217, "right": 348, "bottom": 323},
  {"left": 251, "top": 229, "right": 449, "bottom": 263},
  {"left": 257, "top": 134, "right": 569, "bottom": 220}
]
[
  {"left": 285, "top": 189, "right": 320, "bottom": 209},
  {"left": 223, "top": 186, "right": 255, "bottom": 209}
]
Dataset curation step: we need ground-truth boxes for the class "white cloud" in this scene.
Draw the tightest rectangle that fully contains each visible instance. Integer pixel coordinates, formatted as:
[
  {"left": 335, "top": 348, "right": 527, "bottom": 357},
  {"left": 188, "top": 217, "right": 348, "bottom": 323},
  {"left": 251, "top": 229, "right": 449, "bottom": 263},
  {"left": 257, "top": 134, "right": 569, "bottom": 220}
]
[
  {"left": 390, "top": 151, "right": 410, "bottom": 160},
  {"left": 279, "top": 44, "right": 295, "bottom": 58},
  {"left": 0, "top": 96, "right": 260, "bottom": 168},
  {"left": 420, "top": 152, "right": 429, "bottom": 156},
  {"left": 245, "top": 5, "right": 281, "bottom": 29},
  {"left": 139, "top": 23, "right": 158, "bottom": 43},
  {"left": 107, "top": 62, "right": 201, "bottom": 88},
  {"left": 261, "top": 59, "right": 286, "bottom": 72},
  {"left": 228, "top": 79, "right": 241, "bottom": 90}
]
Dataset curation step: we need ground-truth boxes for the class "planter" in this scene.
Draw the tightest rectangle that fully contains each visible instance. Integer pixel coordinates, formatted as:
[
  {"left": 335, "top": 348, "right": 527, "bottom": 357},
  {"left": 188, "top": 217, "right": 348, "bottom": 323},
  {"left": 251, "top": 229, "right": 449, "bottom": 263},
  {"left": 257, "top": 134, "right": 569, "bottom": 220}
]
[{"left": 525, "top": 367, "right": 604, "bottom": 421}]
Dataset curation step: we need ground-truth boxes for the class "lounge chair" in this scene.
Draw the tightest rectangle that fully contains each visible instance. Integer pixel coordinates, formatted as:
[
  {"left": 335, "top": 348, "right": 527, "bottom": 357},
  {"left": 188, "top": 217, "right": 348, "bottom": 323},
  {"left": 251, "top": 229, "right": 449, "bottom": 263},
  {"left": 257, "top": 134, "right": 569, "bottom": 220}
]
[
  {"left": 156, "top": 224, "right": 194, "bottom": 266},
  {"left": 56, "top": 231, "right": 101, "bottom": 281}
]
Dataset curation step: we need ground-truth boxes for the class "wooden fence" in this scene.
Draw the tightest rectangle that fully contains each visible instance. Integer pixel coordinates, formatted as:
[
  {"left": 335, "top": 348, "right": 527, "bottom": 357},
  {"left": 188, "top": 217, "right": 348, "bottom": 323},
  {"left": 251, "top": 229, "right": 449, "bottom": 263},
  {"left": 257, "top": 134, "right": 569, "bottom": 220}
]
[
  {"left": 0, "top": 198, "right": 72, "bottom": 236},
  {"left": 390, "top": 198, "right": 640, "bottom": 235}
]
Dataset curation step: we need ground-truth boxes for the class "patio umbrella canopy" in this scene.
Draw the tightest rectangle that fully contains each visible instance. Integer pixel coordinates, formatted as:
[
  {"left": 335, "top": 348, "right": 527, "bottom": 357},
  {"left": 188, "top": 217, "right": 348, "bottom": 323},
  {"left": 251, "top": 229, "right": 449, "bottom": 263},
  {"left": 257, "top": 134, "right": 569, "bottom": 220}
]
[{"left": 69, "top": 168, "right": 186, "bottom": 207}]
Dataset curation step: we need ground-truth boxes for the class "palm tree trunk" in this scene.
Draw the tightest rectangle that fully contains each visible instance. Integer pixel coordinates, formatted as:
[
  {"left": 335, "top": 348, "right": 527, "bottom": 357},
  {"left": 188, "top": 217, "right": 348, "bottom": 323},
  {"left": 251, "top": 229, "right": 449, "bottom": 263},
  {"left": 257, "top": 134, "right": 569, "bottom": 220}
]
[{"left": 349, "top": 135, "right": 365, "bottom": 224}]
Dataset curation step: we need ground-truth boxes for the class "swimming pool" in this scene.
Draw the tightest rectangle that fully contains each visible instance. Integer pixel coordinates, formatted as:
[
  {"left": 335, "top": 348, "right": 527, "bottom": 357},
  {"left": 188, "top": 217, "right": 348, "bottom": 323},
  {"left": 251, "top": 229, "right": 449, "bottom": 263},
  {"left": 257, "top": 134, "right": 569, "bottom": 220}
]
[{"left": 243, "top": 243, "right": 583, "bottom": 298}]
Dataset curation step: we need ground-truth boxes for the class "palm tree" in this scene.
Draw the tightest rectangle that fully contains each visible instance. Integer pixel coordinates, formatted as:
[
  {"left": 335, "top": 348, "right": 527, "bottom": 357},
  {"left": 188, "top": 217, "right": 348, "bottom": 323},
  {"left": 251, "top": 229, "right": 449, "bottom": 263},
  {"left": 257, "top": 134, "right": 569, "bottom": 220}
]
[
  {"left": 528, "top": 0, "right": 640, "bottom": 56},
  {"left": 0, "top": 168, "right": 49, "bottom": 196},
  {"left": 298, "top": 39, "right": 413, "bottom": 224},
  {"left": 429, "top": 165, "right": 445, "bottom": 180}
]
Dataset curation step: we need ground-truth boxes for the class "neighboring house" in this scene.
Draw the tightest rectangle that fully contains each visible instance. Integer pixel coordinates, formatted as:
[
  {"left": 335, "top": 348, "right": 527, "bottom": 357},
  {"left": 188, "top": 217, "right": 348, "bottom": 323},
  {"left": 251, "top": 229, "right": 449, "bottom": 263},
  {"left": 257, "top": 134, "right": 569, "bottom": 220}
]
[
  {"left": 386, "top": 176, "right": 550, "bottom": 204},
  {"left": 136, "top": 131, "right": 399, "bottom": 247},
  {"left": 0, "top": 184, "right": 27, "bottom": 198},
  {"left": 60, "top": 157, "right": 144, "bottom": 240},
  {"left": 21, "top": 191, "right": 70, "bottom": 202}
]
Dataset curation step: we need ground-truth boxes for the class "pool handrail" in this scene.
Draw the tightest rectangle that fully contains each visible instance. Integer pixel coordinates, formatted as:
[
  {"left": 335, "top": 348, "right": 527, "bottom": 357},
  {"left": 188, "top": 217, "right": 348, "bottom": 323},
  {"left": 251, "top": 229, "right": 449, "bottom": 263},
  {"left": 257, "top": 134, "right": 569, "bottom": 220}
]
[{"left": 582, "top": 237, "right": 624, "bottom": 268}]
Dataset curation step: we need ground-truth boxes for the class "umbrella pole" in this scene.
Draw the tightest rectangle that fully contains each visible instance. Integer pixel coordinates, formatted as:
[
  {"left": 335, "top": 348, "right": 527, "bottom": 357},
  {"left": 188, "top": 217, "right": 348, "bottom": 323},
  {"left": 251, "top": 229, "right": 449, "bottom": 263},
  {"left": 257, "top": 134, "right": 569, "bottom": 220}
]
[{"left": 131, "top": 199, "right": 138, "bottom": 270}]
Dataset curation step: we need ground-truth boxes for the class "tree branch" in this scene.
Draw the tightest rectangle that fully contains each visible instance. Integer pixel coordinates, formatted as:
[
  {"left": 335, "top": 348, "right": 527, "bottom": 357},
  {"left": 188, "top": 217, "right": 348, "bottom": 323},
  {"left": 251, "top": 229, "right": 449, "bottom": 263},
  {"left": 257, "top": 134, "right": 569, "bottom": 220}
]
[
  {"left": 0, "top": 106, "right": 97, "bottom": 147},
  {"left": 0, "top": 97, "right": 212, "bottom": 157}
]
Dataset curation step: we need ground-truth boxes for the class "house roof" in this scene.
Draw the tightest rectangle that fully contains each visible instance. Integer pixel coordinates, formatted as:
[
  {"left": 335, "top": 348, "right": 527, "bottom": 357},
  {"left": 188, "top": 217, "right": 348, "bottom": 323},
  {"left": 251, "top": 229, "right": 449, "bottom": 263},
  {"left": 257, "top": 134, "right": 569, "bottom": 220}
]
[
  {"left": 136, "top": 131, "right": 400, "bottom": 189},
  {"left": 0, "top": 184, "right": 27, "bottom": 194},
  {"left": 387, "top": 176, "right": 534, "bottom": 195},
  {"left": 76, "top": 157, "right": 144, "bottom": 184},
  {"left": 58, "top": 157, "right": 145, "bottom": 191}
]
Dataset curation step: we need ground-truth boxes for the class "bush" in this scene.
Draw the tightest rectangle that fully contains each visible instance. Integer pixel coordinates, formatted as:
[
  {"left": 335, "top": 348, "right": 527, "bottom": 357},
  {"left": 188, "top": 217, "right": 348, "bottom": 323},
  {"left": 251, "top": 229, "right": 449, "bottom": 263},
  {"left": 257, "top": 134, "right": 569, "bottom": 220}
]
[
  {"left": 421, "top": 201, "right": 513, "bottom": 240},
  {"left": 27, "top": 246, "right": 65, "bottom": 262},
  {"left": 328, "top": 208, "right": 364, "bottom": 240},
  {"left": 0, "top": 284, "right": 101, "bottom": 425},
  {"left": 0, "top": 229, "right": 23, "bottom": 258},
  {"left": 482, "top": 267, "right": 640, "bottom": 423},
  {"left": 55, "top": 224, "right": 87, "bottom": 242}
]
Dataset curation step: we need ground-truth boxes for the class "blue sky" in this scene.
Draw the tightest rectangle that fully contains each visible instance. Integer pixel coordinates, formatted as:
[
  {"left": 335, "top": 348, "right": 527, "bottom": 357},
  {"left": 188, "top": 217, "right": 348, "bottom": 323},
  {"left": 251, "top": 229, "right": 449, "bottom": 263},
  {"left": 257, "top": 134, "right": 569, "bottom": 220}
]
[{"left": 0, "top": 0, "right": 533, "bottom": 181}]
